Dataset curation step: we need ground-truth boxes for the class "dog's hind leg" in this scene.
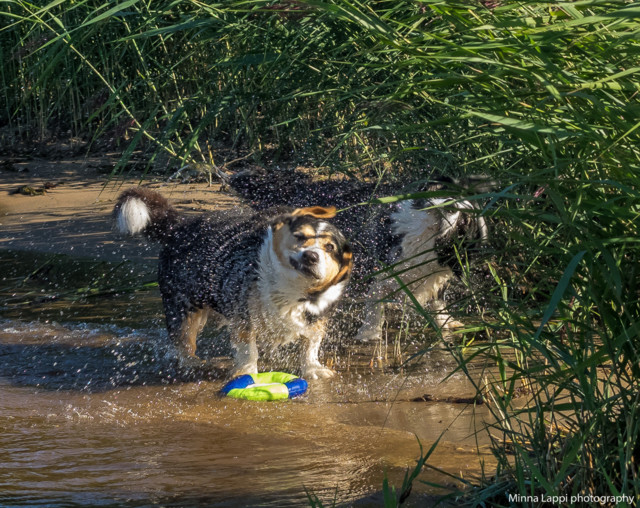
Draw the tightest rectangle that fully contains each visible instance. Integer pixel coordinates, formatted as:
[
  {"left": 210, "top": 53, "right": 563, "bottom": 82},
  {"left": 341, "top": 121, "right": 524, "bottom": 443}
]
[
  {"left": 432, "top": 300, "right": 464, "bottom": 330},
  {"left": 167, "top": 306, "right": 211, "bottom": 359},
  {"left": 354, "top": 300, "right": 384, "bottom": 343}
]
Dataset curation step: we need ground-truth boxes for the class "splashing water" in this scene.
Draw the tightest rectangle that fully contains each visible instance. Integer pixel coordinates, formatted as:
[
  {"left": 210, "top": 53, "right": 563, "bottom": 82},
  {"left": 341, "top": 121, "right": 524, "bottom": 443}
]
[{"left": 0, "top": 252, "right": 495, "bottom": 506}]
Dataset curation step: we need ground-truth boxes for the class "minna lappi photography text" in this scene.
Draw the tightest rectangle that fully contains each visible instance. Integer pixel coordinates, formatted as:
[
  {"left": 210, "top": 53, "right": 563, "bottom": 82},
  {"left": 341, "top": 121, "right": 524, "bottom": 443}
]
[{"left": 508, "top": 493, "right": 636, "bottom": 506}]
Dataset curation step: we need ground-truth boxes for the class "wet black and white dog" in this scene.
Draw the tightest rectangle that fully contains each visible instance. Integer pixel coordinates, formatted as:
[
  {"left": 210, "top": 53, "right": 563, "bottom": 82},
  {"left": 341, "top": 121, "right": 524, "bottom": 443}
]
[
  {"left": 228, "top": 169, "right": 490, "bottom": 342},
  {"left": 113, "top": 188, "right": 353, "bottom": 379}
]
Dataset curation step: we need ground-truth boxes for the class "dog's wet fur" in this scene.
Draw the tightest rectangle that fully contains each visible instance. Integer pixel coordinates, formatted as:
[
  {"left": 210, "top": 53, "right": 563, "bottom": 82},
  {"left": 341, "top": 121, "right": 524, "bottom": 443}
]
[
  {"left": 114, "top": 188, "right": 353, "bottom": 379},
  {"left": 227, "top": 168, "right": 491, "bottom": 340}
]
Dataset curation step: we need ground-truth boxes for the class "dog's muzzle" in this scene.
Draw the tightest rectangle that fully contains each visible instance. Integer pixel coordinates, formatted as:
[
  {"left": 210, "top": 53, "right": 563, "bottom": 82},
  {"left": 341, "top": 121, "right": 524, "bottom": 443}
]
[{"left": 290, "top": 250, "right": 321, "bottom": 279}]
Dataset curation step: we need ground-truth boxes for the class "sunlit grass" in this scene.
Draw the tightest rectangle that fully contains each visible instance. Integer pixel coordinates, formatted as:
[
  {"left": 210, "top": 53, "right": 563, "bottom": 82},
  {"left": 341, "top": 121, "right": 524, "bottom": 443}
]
[{"left": 3, "top": 1, "right": 636, "bottom": 178}]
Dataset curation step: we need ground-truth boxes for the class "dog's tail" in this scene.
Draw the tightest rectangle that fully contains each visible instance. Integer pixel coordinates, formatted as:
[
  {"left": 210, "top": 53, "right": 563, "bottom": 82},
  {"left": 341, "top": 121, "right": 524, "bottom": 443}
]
[{"left": 113, "top": 187, "right": 179, "bottom": 242}]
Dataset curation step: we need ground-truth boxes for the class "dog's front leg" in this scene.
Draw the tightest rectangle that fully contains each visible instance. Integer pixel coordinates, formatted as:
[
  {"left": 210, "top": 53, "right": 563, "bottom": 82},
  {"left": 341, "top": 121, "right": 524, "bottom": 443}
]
[
  {"left": 432, "top": 299, "right": 464, "bottom": 330},
  {"left": 354, "top": 299, "right": 384, "bottom": 343},
  {"left": 301, "top": 330, "right": 335, "bottom": 380},
  {"left": 230, "top": 328, "right": 259, "bottom": 377}
]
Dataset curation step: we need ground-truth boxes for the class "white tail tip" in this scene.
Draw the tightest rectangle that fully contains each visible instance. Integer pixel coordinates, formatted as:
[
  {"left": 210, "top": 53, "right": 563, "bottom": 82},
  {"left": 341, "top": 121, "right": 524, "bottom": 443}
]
[{"left": 116, "top": 197, "right": 151, "bottom": 235}]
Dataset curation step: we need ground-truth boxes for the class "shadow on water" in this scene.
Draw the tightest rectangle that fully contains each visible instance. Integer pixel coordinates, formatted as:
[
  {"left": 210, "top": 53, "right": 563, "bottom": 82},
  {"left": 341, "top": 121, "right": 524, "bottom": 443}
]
[
  {"left": 0, "top": 331, "right": 227, "bottom": 392},
  {"left": 0, "top": 249, "right": 233, "bottom": 391}
]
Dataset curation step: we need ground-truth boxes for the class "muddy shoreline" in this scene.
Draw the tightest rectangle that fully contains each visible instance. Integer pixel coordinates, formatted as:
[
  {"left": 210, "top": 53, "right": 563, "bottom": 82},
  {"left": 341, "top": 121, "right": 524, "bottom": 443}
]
[{"left": 0, "top": 154, "right": 239, "bottom": 265}]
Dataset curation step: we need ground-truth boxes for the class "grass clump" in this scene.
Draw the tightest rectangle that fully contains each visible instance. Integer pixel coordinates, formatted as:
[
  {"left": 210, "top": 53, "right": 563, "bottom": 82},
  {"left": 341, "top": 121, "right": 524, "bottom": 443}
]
[{"left": 448, "top": 174, "right": 640, "bottom": 505}]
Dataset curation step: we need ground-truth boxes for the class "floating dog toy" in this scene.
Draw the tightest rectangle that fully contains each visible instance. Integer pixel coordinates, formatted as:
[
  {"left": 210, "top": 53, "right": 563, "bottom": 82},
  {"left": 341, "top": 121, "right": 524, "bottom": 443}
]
[{"left": 220, "top": 372, "right": 308, "bottom": 401}]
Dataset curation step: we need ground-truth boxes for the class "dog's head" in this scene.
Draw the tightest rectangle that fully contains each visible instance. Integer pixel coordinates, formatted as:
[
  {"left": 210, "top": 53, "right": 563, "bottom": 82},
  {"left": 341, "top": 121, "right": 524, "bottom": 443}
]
[{"left": 272, "top": 206, "right": 353, "bottom": 295}]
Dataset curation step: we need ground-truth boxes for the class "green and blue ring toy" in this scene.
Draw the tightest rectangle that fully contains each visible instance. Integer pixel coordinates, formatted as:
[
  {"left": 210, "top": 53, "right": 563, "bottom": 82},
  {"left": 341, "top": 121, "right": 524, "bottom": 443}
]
[{"left": 220, "top": 372, "right": 308, "bottom": 401}]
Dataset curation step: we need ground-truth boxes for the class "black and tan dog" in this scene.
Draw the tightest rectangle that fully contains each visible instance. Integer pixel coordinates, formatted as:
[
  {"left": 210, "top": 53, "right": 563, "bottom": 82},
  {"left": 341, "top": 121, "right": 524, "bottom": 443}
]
[{"left": 113, "top": 188, "right": 353, "bottom": 379}]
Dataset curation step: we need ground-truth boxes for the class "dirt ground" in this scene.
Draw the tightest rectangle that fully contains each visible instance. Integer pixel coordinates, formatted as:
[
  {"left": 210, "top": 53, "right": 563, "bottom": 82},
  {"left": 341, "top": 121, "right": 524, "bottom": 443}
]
[{"left": 0, "top": 154, "right": 241, "bottom": 265}]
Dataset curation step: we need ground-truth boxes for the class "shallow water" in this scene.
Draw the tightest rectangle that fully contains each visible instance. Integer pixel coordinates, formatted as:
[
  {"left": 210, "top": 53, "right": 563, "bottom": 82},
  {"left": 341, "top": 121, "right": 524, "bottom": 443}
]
[{"left": 0, "top": 251, "right": 494, "bottom": 506}]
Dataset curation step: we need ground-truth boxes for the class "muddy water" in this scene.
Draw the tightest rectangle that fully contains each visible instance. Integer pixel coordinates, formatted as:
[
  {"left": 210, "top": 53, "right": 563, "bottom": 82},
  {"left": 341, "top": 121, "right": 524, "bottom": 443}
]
[{"left": 0, "top": 251, "right": 494, "bottom": 506}]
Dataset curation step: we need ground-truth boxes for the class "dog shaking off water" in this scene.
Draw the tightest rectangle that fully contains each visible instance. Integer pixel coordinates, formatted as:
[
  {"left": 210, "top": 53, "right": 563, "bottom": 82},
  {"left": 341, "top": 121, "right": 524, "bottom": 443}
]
[
  {"left": 113, "top": 188, "right": 353, "bottom": 379},
  {"left": 228, "top": 169, "right": 490, "bottom": 341}
]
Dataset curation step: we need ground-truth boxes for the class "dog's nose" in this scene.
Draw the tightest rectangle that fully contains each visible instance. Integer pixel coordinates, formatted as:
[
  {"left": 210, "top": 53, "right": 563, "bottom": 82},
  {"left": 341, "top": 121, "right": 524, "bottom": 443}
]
[{"left": 302, "top": 250, "right": 319, "bottom": 265}]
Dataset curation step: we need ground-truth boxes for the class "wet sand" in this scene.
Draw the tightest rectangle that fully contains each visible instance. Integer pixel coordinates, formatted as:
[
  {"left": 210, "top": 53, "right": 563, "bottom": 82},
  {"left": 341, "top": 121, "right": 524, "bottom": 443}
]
[{"left": 0, "top": 155, "right": 239, "bottom": 265}]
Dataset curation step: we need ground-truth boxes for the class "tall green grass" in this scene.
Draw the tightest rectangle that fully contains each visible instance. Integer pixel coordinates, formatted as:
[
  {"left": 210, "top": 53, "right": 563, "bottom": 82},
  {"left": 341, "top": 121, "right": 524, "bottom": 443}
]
[
  {"left": 4, "top": 0, "right": 635, "bottom": 177},
  {"left": 447, "top": 176, "right": 640, "bottom": 504},
  {"left": 2, "top": 0, "right": 640, "bottom": 503}
]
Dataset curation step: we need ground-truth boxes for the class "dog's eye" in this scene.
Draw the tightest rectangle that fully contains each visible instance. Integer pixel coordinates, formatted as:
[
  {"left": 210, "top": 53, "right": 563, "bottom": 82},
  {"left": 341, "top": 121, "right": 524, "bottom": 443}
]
[
  {"left": 325, "top": 243, "right": 335, "bottom": 252},
  {"left": 293, "top": 233, "right": 306, "bottom": 241}
]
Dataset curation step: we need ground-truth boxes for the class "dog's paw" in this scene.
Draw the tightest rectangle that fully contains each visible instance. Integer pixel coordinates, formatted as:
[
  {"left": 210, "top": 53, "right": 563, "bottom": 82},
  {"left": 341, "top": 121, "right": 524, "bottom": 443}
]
[
  {"left": 303, "top": 365, "right": 336, "bottom": 380},
  {"left": 353, "top": 326, "right": 380, "bottom": 343},
  {"left": 171, "top": 354, "right": 221, "bottom": 380},
  {"left": 175, "top": 353, "right": 206, "bottom": 369},
  {"left": 442, "top": 319, "right": 465, "bottom": 330},
  {"left": 229, "top": 364, "right": 259, "bottom": 379}
]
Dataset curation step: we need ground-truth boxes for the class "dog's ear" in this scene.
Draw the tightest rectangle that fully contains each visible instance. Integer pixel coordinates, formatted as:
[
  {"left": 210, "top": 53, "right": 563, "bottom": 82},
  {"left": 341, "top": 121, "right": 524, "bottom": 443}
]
[
  {"left": 335, "top": 243, "right": 353, "bottom": 283},
  {"left": 292, "top": 206, "right": 337, "bottom": 219},
  {"left": 272, "top": 206, "right": 337, "bottom": 232}
]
